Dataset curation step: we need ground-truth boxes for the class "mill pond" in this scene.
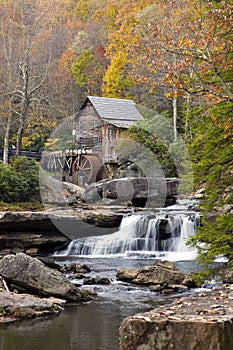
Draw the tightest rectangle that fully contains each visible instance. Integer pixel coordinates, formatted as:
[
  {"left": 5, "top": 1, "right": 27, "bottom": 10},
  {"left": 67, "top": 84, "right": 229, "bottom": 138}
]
[{"left": 0, "top": 199, "right": 203, "bottom": 350}]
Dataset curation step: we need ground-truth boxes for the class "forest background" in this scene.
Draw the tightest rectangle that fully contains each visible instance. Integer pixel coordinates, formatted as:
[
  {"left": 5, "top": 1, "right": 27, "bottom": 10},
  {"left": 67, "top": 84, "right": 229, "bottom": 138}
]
[{"left": 0, "top": 0, "right": 232, "bottom": 281}]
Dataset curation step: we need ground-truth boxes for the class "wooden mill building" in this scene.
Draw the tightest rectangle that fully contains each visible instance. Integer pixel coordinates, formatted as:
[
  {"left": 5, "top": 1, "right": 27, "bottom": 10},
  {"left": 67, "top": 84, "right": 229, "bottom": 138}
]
[{"left": 63, "top": 96, "right": 144, "bottom": 185}]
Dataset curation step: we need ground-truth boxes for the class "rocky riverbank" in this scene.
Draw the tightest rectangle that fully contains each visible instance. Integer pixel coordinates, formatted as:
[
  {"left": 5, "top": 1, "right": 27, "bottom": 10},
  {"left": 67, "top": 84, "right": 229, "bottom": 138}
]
[{"left": 0, "top": 252, "right": 233, "bottom": 350}]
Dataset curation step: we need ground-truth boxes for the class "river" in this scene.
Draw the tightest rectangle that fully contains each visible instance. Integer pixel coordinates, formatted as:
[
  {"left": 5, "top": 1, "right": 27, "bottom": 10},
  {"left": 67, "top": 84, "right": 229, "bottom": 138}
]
[
  {"left": 0, "top": 199, "right": 201, "bottom": 350},
  {"left": 0, "top": 257, "right": 199, "bottom": 350}
]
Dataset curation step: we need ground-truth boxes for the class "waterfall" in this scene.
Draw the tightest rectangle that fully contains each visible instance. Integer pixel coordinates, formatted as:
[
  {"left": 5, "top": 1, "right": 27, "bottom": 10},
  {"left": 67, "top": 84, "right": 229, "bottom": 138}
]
[{"left": 56, "top": 211, "right": 199, "bottom": 259}]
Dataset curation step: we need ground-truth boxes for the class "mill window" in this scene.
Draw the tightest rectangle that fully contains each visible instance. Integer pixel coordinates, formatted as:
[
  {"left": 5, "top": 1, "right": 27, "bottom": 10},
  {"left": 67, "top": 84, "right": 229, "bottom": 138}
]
[
  {"left": 79, "top": 121, "right": 84, "bottom": 131},
  {"left": 94, "top": 120, "right": 99, "bottom": 129}
]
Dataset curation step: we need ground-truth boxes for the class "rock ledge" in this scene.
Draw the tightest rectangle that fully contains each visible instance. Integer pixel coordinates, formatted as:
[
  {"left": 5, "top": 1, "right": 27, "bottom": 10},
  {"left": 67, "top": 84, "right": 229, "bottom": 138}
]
[{"left": 119, "top": 284, "right": 233, "bottom": 350}]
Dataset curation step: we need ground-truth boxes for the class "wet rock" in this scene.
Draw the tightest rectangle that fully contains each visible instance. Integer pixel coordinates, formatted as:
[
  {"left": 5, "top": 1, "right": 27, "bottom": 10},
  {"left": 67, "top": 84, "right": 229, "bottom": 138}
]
[
  {"left": 116, "top": 260, "right": 197, "bottom": 290},
  {"left": 0, "top": 290, "right": 65, "bottom": 322},
  {"left": 83, "top": 277, "right": 111, "bottom": 285},
  {"left": 73, "top": 273, "right": 86, "bottom": 279},
  {"left": 95, "top": 277, "right": 111, "bottom": 285},
  {"left": 76, "top": 264, "right": 91, "bottom": 274},
  {"left": 63, "top": 263, "right": 91, "bottom": 274},
  {"left": 83, "top": 277, "right": 96, "bottom": 285},
  {"left": 0, "top": 253, "right": 93, "bottom": 302}
]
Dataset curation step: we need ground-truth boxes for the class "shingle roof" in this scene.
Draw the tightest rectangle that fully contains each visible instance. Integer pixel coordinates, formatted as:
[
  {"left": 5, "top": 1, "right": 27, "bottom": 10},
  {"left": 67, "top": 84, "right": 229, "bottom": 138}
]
[{"left": 86, "top": 96, "right": 144, "bottom": 126}]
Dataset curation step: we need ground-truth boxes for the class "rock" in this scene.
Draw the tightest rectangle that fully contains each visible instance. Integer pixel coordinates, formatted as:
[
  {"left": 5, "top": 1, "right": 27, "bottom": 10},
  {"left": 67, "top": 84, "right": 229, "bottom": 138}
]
[
  {"left": 116, "top": 268, "right": 139, "bottom": 283},
  {"left": 0, "top": 208, "right": 123, "bottom": 248},
  {"left": 83, "top": 277, "right": 96, "bottom": 285},
  {"left": 38, "top": 257, "right": 62, "bottom": 270},
  {"left": 222, "top": 269, "right": 233, "bottom": 284},
  {"left": 40, "top": 174, "right": 85, "bottom": 205},
  {"left": 119, "top": 314, "right": 233, "bottom": 350},
  {"left": 65, "top": 263, "right": 79, "bottom": 273},
  {"left": 0, "top": 290, "right": 65, "bottom": 322},
  {"left": 25, "top": 248, "right": 38, "bottom": 255},
  {"left": 192, "top": 187, "right": 205, "bottom": 199},
  {"left": 73, "top": 273, "right": 86, "bottom": 279},
  {"left": 83, "top": 277, "right": 111, "bottom": 285},
  {"left": 0, "top": 253, "right": 93, "bottom": 302},
  {"left": 83, "top": 177, "right": 179, "bottom": 207},
  {"left": 116, "top": 261, "right": 197, "bottom": 290},
  {"left": 75, "top": 264, "right": 91, "bottom": 274},
  {"left": 119, "top": 285, "right": 233, "bottom": 350},
  {"left": 63, "top": 263, "right": 91, "bottom": 274},
  {"left": 149, "top": 284, "right": 188, "bottom": 293},
  {"left": 62, "top": 181, "right": 85, "bottom": 204},
  {"left": 95, "top": 277, "right": 111, "bottom": 285},
  {"left": 149, "top": 285, "right": 163, "bottom": 292}
]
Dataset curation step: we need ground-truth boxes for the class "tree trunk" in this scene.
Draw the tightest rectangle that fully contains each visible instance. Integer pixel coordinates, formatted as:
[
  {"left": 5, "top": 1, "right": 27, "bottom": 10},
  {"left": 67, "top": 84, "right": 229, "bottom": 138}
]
[
  {"left": 173, "top": 91, "right": 178, "bottom": 142},
  {"left": 3, "top": 113, "right": 12, "bottom": 166},
  {"left": 16, "top": 122, "right": 24, "bottom": 156}
]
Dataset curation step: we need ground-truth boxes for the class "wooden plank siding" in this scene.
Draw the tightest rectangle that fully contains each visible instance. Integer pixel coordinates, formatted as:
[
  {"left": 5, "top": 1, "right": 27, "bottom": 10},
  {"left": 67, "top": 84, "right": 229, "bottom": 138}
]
[{"left": 75, "top": 102, "right": 121, "bottom": 163}]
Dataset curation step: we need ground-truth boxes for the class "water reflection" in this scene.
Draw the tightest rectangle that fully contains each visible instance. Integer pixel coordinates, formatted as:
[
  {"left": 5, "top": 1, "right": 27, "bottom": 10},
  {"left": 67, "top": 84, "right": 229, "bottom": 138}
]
[
  {"left": 0, "top": 299, "right": 148, "bottom": 350},
  {"left": 0, "top": 258, "right": 199, "bottom": 350}
]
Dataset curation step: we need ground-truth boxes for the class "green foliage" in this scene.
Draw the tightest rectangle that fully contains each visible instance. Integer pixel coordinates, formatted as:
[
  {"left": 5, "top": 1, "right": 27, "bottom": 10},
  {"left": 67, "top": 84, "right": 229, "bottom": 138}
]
[
  {"left": 188, "top": 101, "right": 233, "bottom": 283},
  {"left": 120, "top": 122, "right": 178, "bottom": 178},
  {"left": 0, "top": 157, "right": 40, "bottom": 203},
  {"left": 72, "top": 49, "right": 94, "bottom": 87}
]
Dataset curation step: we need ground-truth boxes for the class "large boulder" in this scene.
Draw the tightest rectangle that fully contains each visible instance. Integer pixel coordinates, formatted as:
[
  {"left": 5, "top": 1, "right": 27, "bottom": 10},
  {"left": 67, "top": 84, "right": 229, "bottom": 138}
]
[
  {"left": 119, "top": 284, "right": 233, "bottom": 350},
  {"left": 116, "top": 260, "right": 196, "bottom": 288},
  {"left": 83, "top": 177, "right": 179, "bottom": 207},
  {"left": 0, "top": 253, "right": 93, "bottom": 302}
]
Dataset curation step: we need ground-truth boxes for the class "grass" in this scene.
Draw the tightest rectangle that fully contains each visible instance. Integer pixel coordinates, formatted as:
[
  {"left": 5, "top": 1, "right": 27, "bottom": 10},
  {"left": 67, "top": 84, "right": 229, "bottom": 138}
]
[{"left": 0, "top": 202, "right": 45, "bottom": 211}]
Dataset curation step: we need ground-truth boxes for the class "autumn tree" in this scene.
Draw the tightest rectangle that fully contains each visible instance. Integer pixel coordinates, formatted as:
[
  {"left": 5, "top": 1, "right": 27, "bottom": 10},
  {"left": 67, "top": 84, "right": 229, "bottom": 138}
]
[
  {"left": 0, "top": 0, "right": 81, "bottom": 163},
  {"left": 70, "top": 0, "right": 109, "bottom": 95}
]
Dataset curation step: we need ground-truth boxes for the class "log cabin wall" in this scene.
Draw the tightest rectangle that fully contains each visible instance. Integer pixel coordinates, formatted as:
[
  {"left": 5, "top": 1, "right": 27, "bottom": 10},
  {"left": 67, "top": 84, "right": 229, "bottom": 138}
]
[{"left": 101, "top": 123, "right": 120, "bottom": 163}]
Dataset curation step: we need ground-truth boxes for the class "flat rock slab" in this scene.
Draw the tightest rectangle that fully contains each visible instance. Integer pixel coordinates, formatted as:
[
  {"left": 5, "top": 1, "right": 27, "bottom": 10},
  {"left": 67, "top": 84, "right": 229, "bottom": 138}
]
[
  {"left": 0, "top": 209, "right": 123, "bottom": 241},
  {"left": 119, "top": 284, "right": 233, "bottom": 350},
  {"left": 0, "top": 290, "right": 65, "bottom": 323}
]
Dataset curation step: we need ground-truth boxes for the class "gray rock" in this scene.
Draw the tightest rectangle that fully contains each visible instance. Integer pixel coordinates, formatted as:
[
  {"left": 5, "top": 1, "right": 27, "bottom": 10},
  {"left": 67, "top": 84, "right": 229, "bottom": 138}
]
[
  {"left": 119, "top": 285, "right": 233, "bottom": 350},
  {"left": 0, "top": 208, "right": 123, "bottom": 245},
  {"left": 83, "top": 177, "right": 179, "bottom": 207},
  {"left": 83, "top": 277, "right": 111, "bottom": 285},
  {"left": 119, "top": 314, "right": 233, "bottom": 350},
  {"left": 0, "top": 253, "right": 93, "bottom": 302},
  {"left": 0, "top": 290, "right": 65, "bottom": 321},
  {"left": 116, "top": 260, "right": 197, "bottom": 288}
]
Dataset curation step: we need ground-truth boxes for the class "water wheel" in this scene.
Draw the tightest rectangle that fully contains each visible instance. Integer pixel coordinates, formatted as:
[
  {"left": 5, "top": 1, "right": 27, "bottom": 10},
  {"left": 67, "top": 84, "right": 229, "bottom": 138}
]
[{"left": 72, "top": 155, "right": 102, "bottom": 184}]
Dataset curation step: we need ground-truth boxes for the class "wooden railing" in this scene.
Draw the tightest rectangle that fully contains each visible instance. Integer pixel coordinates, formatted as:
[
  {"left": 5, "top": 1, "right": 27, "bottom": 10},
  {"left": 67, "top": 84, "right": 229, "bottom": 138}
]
[{"left": 0, "top": 148, "right": 42, "bottom": 161}]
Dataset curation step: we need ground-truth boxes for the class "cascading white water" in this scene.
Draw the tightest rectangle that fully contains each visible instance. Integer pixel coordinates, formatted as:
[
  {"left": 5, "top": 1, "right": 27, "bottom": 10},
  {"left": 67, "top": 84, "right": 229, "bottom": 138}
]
[{"left": 56, "top": 210, "right": 199, "bottom": 259}]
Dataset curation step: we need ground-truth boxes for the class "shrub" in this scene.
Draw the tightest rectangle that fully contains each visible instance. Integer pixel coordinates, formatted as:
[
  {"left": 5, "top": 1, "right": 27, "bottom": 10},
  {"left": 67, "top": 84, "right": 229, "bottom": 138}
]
[{"left": 0, "top": 157, "right": 40, "bottom": 203}]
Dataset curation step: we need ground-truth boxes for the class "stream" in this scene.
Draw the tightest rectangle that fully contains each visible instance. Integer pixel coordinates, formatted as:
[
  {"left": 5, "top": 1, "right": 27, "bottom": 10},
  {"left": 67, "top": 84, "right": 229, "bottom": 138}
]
[{"left": 0, "top": 199, "right": 201, "bottom": 350}]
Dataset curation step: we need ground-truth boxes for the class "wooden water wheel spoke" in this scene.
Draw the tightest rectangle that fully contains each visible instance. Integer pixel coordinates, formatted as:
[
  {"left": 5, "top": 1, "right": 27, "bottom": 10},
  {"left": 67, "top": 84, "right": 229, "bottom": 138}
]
[
  {"left": 81, "top": 158, "right": 88, "bottom": 167},
  {"left": 72, "top": 155, "right": 102, "bottom": 184}
]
